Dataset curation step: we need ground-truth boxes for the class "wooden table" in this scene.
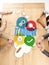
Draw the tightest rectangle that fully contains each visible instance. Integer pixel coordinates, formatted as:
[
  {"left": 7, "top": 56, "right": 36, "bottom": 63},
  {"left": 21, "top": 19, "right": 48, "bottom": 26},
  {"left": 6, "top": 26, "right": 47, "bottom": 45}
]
[{"left": 0, "top": 3, "right": 49, "bottom": 65}]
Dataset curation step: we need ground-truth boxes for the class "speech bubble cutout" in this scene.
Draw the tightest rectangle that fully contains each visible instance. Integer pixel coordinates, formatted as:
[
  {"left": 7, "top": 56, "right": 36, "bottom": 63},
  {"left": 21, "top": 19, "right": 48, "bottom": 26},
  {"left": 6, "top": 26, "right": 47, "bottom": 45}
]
[
  {"left": 14, "top": 36, "right": 25, "bottom": 46},
  {"left": 24, "top": 36, "right": 35, "bottom": 46},
  {"left": 20, "top": 28, "right": 37, "bottom": 36},
  {"left": 14, "top": 43, "right": 31, "bottom": 58},
  {"left": 16, "top": 17, "right": 27, "bottom": 29},
  {"left": 26, "top": 20, "right": 36, "bottom": 31}
]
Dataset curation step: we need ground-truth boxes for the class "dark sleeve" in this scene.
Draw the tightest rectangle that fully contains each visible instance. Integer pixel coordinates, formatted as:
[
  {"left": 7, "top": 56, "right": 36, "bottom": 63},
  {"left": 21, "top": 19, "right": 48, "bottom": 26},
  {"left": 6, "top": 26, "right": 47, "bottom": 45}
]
[
  {"left": 43, "top": 33, "right": 49, "bottom": 39},
  {"left": 42, "top": 49, "right": 49, "bottom": 57}
]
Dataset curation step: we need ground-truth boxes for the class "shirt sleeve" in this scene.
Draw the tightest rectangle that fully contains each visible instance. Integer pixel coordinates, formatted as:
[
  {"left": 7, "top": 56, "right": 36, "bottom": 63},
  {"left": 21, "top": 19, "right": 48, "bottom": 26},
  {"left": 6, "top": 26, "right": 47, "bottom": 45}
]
[
  {"left": 42, "top": 33, "right": 49, "bottom": 39},
  {"left": 42, "top": 49, "right": 49, "bottom": 57}
]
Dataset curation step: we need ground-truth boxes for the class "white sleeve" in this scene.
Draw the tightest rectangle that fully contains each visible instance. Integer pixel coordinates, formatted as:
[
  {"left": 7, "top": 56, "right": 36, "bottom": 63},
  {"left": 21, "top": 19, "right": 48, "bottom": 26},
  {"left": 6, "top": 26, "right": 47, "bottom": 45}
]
[
  {"left": 45, "top": 26, "right": 49, "bottom": 30},
  {"left": 0, "top": 22, "right": 6, "bottom": 32}
]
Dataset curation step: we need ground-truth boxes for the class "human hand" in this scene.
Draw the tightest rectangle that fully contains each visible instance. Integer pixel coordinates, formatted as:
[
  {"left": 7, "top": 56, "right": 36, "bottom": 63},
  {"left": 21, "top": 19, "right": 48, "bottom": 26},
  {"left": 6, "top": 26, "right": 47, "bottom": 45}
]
[
  {"left": 36, "top": 40, "right": 44, "bottom": 51},
  {"left": 8, "top": 39, "right": 14, "bottom": 46}
]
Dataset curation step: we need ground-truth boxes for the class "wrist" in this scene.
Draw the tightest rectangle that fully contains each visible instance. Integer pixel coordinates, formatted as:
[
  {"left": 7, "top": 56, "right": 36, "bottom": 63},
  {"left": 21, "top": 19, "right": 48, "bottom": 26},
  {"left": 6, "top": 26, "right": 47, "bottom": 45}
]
[{"left": 40, "top": 47, "right": 44, "bottom": 51}]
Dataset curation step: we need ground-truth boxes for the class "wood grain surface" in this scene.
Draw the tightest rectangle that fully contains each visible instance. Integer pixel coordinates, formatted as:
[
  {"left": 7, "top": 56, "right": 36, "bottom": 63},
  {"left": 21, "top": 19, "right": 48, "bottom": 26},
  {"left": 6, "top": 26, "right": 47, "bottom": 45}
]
[{"left": 0, "top": 3, "right": 49, "bottom": 65}]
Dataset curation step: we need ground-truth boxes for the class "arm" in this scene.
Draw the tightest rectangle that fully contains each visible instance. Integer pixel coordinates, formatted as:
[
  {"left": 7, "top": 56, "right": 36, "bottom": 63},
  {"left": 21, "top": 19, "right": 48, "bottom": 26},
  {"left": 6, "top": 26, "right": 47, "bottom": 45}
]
[
  {"left": 2, "top": 34, "right": 14, "bottom": 46},
  {"left": 37, "top": 12, "right": 46, "bottom": 28},
  {"left": 42, "top": 49, "right": 49, "bottom": 57},
  {"left": 37, "top": 18, "right": 46, "bottom": 28},
  {"left": 42, "top": 33, "right": 49, "bottom": 39},
  {"left": 0, "top": 21, "right": 7, "bottom": 32},
  {"left": 0, "top": 11, "right": 12, "bottom": 15},
  {"left": 36, "top": 40, "right": 49, "bottom": 57}
]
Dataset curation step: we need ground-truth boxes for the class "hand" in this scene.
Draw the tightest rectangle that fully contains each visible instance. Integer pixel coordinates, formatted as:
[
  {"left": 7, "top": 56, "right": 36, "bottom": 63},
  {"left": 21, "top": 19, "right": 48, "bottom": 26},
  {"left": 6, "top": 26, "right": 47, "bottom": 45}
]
[
  {"left": 0, "top": 11, "right": 13, "bottom": 15},
  {"left": 8, "top": 39, "right": 14, "bottom": 46},
  {"left": 36, "top": 40, "right": 44, "bottom": 51}
]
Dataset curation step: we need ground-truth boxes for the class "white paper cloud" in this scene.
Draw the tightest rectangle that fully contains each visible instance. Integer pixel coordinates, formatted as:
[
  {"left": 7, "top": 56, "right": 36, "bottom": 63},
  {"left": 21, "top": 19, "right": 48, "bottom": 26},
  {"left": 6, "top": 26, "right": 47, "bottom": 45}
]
[{"left": 14, "top": 42, "right": 31, "bottom": 58}]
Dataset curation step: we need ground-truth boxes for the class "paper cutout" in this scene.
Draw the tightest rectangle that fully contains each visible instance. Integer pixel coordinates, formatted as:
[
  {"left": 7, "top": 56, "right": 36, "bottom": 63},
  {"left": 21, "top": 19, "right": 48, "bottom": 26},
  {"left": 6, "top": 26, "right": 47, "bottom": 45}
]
[
  {"left": 14, "top": 43, "right": 31, "bottom": 58},
  {"left": 24, "top": 36, "right": 35, "bottom": 46},
  {"left": 14, "top": 36, "right": 25, "bottom": 45},
  {"left": 20, "top": 28, "right": 37, "bottom": 36},
  {"left": 26, "top": 20, "right": 36, "bottom": 31},
  {"left": 14, "top": 16, "right": 37, "bottom": 58},
  {"left": 16, "top": 17, "right": 27, "bottom": 29}
]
